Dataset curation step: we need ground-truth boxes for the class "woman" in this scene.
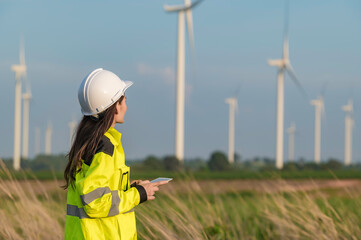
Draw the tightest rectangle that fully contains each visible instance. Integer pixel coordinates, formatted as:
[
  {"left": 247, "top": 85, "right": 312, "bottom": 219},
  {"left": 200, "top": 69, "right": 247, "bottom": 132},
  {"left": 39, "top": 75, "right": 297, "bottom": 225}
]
[{"left": 64, "top": 68, "right": 168, "bottom": 239}]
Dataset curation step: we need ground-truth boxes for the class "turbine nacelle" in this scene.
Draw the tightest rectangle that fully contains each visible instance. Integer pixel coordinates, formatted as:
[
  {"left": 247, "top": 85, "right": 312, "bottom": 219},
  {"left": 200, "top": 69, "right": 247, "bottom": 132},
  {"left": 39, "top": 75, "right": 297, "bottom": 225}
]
[
  {"left": 164, "top": 0, "right": 203, "bottom": 12},
  {"left": 11, "top": 64, "right": 27, "bottom": 79},
  {"left": 267, "top": 59, "right": 284, "bottom": 68},
  {"left": 287, "top": 122, "right": 296, "bottom": 134},
  {"left": 342, "top": 100, "right": 353, "bottom": 113},
  {"left": 22, "top": 92, "right": 32, "bottom": 100}
]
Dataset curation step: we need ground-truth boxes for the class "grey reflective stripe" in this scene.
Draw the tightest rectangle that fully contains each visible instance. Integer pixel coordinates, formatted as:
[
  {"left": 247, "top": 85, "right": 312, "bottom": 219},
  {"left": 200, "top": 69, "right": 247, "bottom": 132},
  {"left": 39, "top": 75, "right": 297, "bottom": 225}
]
[
  {"left": 123, "top": 208, "right": 134, "bottom": 214},
  {"left": 80, "top": 187, "right": 111, "bottom": 206},
  {"left": 108, "top": 190, "right": 121, "bottom": 217},
  {"left": 67, "top": 204, "right": 89, "bottom": 219}
]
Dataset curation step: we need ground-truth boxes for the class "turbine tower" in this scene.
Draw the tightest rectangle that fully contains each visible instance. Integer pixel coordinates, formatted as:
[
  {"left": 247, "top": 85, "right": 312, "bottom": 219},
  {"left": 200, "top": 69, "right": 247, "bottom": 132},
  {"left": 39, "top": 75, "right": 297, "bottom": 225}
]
[
  {"left": 225, "top": 97, "right": 238, "bottom": 164},
  {"left": 310, "top": 95, "right": 325, "bottom": 164},
  {"left": 268, "top": 1, "right": 305, "bottom": 169},
  {"left": 164, "top": 0, "right": 202, "bottom": 162},
  {"left": 22, "top": 79, "right": 32, "bottom": 160},
  {"left": 11, "top": 37, "right": 27, "bottom": 170},
  {"left": 35, "top": 127, "right": 40, "bottom": 156},
  {"left": 68, "top": 119, "right": 77, "bottom": 147},
  {"left": 287, "top": 122, "right": 296, "bottom": 162},
  {"left": 342, "top": 99, "right": 354, "bottom": 166},
  {"left": 45, "top": 122, "right": 53, "bottom": 155}
]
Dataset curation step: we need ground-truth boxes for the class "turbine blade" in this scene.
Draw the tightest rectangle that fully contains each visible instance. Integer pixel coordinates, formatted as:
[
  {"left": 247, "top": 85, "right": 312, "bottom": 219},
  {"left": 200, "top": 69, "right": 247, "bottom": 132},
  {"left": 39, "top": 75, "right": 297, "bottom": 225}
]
[
  {"left": 320, "top": 81, "right": 328, "bottom": 98},
  {"left": 283, "top": 35, "right": 289, "bottom": 61},
  {"left": 321, "top": 99, "right": 326, "bottom": 120},
  {"left": 186, "top": 7, "right": 197, "bottom": 82},
  {"left": 235, "top": 99, "right": 239, "bottom": 115},
  {"left": 20, "top": 36, "right": 25, "bottom": 66},
  {"left": 283, "top": 0, "right": 290, "bottom": 61},
  {"left": 285, "top": 63, "right": 308, "bottom": 99},
  {"left": 234, "top": 83, "right": 242, "bottom": 98},
  {"left": 164, "top": 0, "right": 203, "bottom": 12}
]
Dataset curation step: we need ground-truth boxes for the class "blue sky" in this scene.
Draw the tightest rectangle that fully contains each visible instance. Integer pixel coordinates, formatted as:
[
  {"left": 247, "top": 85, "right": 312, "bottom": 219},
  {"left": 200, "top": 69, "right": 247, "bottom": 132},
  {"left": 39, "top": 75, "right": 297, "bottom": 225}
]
[{"left": 0, "top": 0, "right": 361, "bottom": 162}]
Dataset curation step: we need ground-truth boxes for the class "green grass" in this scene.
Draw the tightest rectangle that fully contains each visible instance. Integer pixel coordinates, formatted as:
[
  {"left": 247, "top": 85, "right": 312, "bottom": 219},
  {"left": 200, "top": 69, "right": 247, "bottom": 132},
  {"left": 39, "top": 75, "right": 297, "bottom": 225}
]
[{"left": 1, "top": 170, "right": 361, "bottom": 239}]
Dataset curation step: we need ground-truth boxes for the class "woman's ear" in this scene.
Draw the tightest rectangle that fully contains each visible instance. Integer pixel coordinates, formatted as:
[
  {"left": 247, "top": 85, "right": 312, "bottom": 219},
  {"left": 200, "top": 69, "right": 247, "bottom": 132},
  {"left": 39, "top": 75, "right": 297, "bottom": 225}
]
[{"left": 114, "top": 102, "right": 119, "bottom": 114}]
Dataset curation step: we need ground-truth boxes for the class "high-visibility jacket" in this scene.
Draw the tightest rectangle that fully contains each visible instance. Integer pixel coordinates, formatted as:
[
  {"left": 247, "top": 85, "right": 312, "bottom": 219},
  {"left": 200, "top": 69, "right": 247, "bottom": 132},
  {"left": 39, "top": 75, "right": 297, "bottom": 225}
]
[{"left": 65, "top": 127, "right": 147, "bottom": 240}]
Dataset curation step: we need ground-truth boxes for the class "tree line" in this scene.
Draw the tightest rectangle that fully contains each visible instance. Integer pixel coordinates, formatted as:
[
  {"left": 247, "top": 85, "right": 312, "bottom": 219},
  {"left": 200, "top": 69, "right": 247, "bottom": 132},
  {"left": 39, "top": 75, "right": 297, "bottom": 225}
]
[{"left": 1, "top": 151, "right": 360, "bottom": 172}]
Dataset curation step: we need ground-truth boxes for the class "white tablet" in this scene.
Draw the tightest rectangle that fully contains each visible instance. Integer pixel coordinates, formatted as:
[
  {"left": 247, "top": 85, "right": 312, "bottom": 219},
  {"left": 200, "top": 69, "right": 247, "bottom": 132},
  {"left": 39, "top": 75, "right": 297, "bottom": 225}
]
[{"left": 150, "top": 177, "right": 173, "bottom": 183}]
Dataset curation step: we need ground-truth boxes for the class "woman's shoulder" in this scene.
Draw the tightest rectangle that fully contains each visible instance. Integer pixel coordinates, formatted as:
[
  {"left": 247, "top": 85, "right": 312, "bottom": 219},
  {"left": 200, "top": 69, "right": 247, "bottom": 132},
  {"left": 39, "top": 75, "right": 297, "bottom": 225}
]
[
  {"left": 95, "top": 136, "right": 114, "bottom": 157},
  {"left": 83, "top": 136, "right": 115, "bottom": 166}
]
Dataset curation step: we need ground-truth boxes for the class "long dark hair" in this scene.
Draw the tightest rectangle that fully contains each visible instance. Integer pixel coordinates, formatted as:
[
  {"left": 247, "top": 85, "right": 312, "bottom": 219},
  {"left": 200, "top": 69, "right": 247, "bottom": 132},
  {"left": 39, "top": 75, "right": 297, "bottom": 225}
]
[{"left": 63, "top": 96, "right": 125, "bottom": 189}]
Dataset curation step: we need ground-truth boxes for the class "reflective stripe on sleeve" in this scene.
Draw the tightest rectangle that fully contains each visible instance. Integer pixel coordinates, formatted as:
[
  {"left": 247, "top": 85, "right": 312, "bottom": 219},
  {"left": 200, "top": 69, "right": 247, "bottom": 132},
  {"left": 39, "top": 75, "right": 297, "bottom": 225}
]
[
  {"left": 80, "top": 187, "right": 111, "bottom": 206},
  {"left": 67, "top": 204, "right": 89, "bottom": 219},
  {"left": 123, "top": 208, "right": 135, "bottom": 214},
  {"left": 67, "top": 204, "right": 131, "bottom": 219},
  {"left": 107, "top": 190, "right": 121, "bottom": 217}
]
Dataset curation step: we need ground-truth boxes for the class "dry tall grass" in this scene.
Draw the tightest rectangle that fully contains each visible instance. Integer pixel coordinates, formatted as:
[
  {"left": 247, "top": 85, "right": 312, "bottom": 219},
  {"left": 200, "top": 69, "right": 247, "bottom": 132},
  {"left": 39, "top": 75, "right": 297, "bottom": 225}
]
[
  {"left": 0, "top": 159, "right": 360, "bottom": 240},
  {"left": 0, "top": 160, "right": 65, "bottom": 240}
]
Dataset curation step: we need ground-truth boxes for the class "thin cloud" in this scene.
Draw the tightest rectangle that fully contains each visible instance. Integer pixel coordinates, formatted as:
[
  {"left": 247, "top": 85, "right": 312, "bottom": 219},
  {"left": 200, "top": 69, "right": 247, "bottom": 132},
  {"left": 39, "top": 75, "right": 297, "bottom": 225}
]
[{"left": 137, "top": 63, "right": 175, "bottom": 84}]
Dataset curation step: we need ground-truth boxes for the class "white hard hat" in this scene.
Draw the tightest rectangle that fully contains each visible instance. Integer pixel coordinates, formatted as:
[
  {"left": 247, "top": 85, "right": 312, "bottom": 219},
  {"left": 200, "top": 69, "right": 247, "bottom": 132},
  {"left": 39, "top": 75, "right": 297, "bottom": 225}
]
[{"left": 78, "top": 68, "right": 133, "bottom": 116}]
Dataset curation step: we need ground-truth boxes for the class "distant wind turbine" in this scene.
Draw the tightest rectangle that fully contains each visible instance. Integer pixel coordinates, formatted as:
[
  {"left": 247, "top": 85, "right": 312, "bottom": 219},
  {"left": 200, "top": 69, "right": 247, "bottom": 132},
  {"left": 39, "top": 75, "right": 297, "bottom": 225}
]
[
  {"left": 35, "top": 127, "right": 40, "bottom": 156},
  {"left": 22, "top": 77, "right": 32, "bottom": 160},
  {"left": 287, "top": 122, "right": 296, "bottom": 162},
  {"left": 68, "top": 119, "right": 77, "bottom": 147},
  {"left": 342, "top": 99, "right": 354, "bottom": 166},
  {"left": 310, "top": 95, "right": 325, "bottom": 164},
  {"left": 164, "top": 0, "right": 203, "bottom": 162},
  {"left": 45, "top": 122, "right": 53, "bottom": 155},
  {"left": 225, "top": 97, "right": 238, "bottom": 164},
  {"left": 268, "top": 1, "right": 305, "bottom": 169},
  {"left": 11, "top": 37, "right": 27, "bottom": 170}
]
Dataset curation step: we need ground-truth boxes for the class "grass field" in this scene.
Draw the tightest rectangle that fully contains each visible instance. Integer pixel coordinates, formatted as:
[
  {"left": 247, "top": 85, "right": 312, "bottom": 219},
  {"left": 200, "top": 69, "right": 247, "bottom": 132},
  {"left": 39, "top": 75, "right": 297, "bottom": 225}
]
[
  {"left": 1, "top": 161, "right": 361, "bottom": 239},
  {"left": 2, "top": 169, "right": 361, "bottom": 181}
]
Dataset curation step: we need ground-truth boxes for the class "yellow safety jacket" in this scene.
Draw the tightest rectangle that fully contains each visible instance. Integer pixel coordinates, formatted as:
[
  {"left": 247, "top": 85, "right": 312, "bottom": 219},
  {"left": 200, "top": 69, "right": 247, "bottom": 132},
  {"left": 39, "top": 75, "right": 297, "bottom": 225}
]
[{"left": 65, "top": 127, "right": 147, "bottom": 240}]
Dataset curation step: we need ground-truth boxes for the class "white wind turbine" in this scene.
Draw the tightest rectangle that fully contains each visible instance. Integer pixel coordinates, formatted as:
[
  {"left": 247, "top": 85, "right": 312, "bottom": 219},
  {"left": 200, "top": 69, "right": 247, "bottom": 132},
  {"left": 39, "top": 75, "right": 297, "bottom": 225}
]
[
  {"left": 268, "top": 2, "right": 305, "bottom": 169},
  {"left": 225, "top": 97, "right": 238, "bottom": 164},
  {"left": 68, "top": 119, "right": 77, "bottom": 147},
  {"left": 22, "top": 76, "right": 32, "bottom": 160},
  {"left": 45, "top": 122, "right": 53, "bottom": 155},
  {"left": 310, "top": 95, "right": 325, "bottom": 164},
  {"left": 342, "top": 99, "right": 354, "bottom": 166},
  {"left": 35, "top": 127, "right": 40, "bottom": 156},
  {"left": 164, "top": 0, "right": 203, "bottom": 162},
  {"left": 11, "top": 38, "right": 27, "bottom": 170},
  {"left": 287, "top": 121, "right": 296, "bottom": 162}
]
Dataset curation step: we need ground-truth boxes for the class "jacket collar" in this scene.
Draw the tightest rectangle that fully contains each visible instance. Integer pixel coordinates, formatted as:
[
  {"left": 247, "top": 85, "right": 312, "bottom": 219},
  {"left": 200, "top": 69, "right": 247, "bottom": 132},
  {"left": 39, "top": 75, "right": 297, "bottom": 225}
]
[{"left": 105, "top": 127, "right": 122, "bottom": 146}]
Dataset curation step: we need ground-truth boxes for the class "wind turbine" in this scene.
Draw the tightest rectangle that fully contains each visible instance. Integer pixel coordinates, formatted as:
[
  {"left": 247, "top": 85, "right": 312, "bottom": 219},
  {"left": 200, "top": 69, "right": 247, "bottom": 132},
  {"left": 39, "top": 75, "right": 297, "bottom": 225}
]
[
  {"left": 22, "top": 77, "right": 32, "bottom": 160},
  {"left": 45, "top": 122, "right": 53, "bottom": 155},
  {"left": 164, "top": 0, "right": 203, "bottom": 162},
  {"left": 287, "top": 122, "right": 296, "bottom": 162},
  {"left": 225, "top": 97, "right": 238, "bottom": 164},
  {"left": 268, "top": 1, "right": 305, "bottom": 169},
  {"left": 342, "top": 99, "right": 354, "bottom": 166},
  {"left": 11, "top": 37, "right": 27, "bottom": 170},
  {"left": 35, "top": 127, "right": 40, "bottom": 156},
  {"left": 310, "top": 95, "right": 325, "bottom": 164},
  {"left": 68, "top": 119, "right": 77, "bottom": 147}
]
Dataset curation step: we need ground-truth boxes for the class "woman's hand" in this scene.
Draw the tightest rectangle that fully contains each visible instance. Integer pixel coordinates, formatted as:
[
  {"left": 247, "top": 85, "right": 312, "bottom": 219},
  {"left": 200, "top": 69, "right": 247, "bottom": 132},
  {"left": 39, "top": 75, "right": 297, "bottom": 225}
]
[
  {"left": 130, "top": 179, "right": 150, "bottom": 186},
  {"left": 138, "top": 180, "right": 169, "bottom": 201}
]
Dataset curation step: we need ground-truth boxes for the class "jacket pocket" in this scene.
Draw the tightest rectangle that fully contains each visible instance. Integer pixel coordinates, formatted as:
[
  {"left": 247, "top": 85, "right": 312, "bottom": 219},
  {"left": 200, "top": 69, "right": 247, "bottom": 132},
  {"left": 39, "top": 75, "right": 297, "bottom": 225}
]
[{"left": 119, "top": 166, "right": 130, "bottom": 191}]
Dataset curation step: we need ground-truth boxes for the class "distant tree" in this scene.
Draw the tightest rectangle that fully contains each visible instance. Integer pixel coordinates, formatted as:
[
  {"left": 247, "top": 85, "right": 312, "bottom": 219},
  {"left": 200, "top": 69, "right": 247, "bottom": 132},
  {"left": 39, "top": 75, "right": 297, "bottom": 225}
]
[
  {"left": 184, "top": 158, "right": 207, "bottom": 171},
  {"left": 208, "top": 151, "right": 230, "bottom": 171},
  {"left": 163, "top": 155, "right": 182, "bottom": 171},
  {"left": 143, "top": 155, "right": 164, "bottom": 170},
  {"left": 234, "top": 153, "right": 241, "bottom": 163},
  {"left": 323, "top": 158, "right": 343, "bottom": 170},
  {"left": 283, "top": 162, "right": 298, "bottom": 171},
  {"left": 303, "top": 162, "right": 320, "bottom": 170}
]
